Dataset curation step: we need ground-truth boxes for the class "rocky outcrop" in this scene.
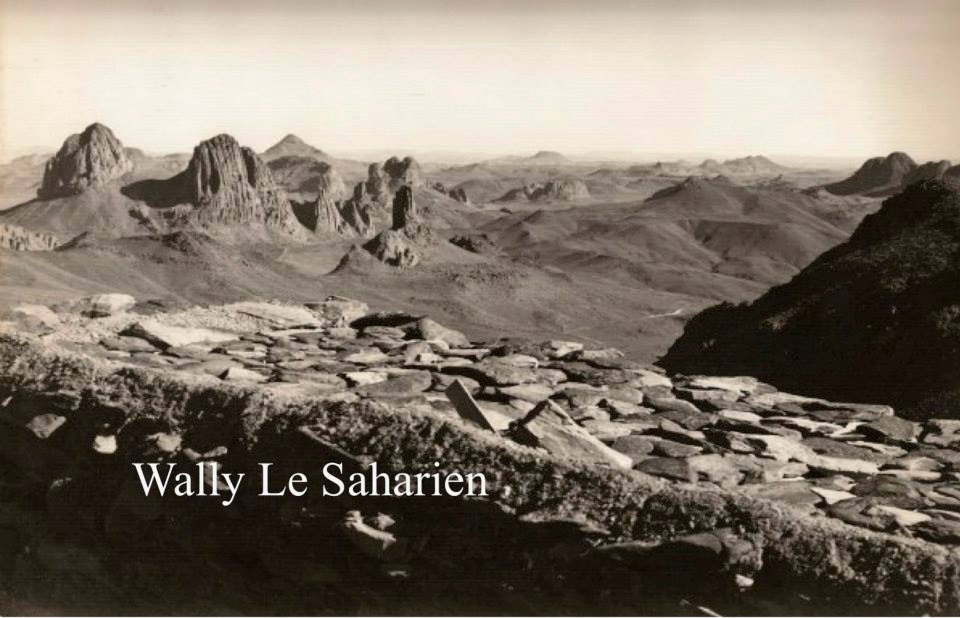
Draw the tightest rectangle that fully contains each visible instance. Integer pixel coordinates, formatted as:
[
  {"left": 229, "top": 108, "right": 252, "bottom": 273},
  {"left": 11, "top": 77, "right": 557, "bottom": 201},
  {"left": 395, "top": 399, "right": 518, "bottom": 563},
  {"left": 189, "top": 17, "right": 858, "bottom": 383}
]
[
  {"left": 661, "top": 180, "right": 960, "bottom": 418},
  {"left": 391, "top": 185, "right": 419, "bottom": 229},
  {"left": 0, "top": 223, "right": 59, "bottom": 251},
  {"left": 430, "top": 182, "right": 470, "bottom": 203},
  {"left": 494, "top": 179, "right": 590, "bottom": 202},
  {"left": 343, "top": 156, "right": 425, "bottom": 218},
  {"left": 267, "top": 156, "right": 346, "bottom": 201},
  {"left": 158, "top": 134, "right": 303, "bottom": 234},
  {"left": 308, "top": 188, "right": 372, "bottom": 237},
  {"left": 340, "top": 186, "right": 432, "bottom": 268},
  {"left": 37, "top": 123, "right": 133, "bottom": 199},
  {"left": 823, "top": 152, "right": 923, "bottom": 197},
  {"left": 450, "top": 232, "right": 497, "bottom": 254},
  {"left": 344, "top": 163, "right": 391, "bottom": 212},
  {"left": 2, "top": 298, "right": 960, "bottom": 614},
  {"left": 360, "top": 229, "right": 422, "bottom": 268},
  {"left": 383, "top": 156, "right": 424, "bottom": 189},
  {"left": 903, "top": 159, "right": 952, "bottom": 186}
]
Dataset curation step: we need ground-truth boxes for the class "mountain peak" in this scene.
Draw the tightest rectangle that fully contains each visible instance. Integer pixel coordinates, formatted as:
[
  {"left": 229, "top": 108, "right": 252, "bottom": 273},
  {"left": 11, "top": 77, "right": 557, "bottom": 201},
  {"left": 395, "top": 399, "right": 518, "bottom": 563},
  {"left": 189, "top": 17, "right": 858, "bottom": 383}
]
[
  {"left": 263, "top": 134, "right": 328, "bottom": 160},
  {"left": 37, "top": 122, "right": 133, "bottom": 199},
  {"left": 824, "top": 151, "right": 920, "bottom": 197}
]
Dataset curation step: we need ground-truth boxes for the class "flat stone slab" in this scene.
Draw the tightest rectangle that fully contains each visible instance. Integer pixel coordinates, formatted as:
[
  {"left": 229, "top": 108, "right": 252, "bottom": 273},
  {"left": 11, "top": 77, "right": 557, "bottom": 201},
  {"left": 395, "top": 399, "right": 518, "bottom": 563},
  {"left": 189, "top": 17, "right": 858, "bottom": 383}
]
[{"left": 122, "top": 320, "right": 238, "bottom": 349}]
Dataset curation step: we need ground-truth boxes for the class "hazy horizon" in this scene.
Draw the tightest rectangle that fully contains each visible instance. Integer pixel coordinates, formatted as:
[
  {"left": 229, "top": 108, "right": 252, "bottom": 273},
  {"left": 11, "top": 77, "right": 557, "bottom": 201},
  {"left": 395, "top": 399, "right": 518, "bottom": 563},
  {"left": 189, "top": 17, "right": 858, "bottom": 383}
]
[{"left": 2, "top": 0, "right": 959, "bottom": 163}]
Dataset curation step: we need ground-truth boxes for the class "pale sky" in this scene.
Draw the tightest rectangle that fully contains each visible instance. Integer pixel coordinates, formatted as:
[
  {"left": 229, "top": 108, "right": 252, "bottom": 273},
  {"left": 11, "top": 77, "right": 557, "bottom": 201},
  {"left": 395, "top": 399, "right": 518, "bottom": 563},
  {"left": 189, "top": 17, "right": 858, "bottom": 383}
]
[{"left": 1, "top": 0, "right": 959, "bottom": 162}]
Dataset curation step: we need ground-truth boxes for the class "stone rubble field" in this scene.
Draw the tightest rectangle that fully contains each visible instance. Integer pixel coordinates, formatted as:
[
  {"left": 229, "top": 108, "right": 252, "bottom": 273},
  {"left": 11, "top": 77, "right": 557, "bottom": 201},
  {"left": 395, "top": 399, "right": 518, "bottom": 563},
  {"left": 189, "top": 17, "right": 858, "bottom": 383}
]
[
  {"left": 4, "top": 293, "right": 960, "bottom": 614},
  {"left": 13, "top": 294, "right": 960, "bottom": 542}
]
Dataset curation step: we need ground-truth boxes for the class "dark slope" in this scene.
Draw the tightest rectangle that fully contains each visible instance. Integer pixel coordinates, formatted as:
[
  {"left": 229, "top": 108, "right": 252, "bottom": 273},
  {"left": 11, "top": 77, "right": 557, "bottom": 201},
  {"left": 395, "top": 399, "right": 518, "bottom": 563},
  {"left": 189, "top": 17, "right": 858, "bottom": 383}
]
[
  {"left": 823, "top": 152, "right": 918, "bottom": 197},
  {"left": 661, "top": 180, "right": 960, "bottom": 419}
]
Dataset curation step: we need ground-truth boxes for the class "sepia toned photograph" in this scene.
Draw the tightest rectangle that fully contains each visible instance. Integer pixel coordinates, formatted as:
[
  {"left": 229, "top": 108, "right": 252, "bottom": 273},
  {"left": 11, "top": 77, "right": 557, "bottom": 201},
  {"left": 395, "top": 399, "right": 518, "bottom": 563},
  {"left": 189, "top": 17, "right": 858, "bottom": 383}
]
[{"left": 1, "top": 0, "right": 959, "bottom": 614}]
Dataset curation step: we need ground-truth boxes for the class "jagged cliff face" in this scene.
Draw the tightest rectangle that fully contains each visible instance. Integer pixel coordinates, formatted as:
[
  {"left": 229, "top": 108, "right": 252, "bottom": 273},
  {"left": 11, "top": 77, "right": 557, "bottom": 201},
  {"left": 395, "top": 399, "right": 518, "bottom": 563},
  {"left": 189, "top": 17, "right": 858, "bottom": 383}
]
[
  {"left": 354, "top": 163, "right": 390, "bottom": 205},
  {"left": 391, "top": 185, "right": 419, "bottom": 230},
  {"left": 312, "top": 189, "right": 372, "bottom": 237},
  {"left": 181, "top": 134, "right": 302, "bottom": 233},
  {"left": 37, "top": 123, "right": 133, "bottom": 199},
  {"left": 661, "top": 180, "right": 960, "bottom": 418}
]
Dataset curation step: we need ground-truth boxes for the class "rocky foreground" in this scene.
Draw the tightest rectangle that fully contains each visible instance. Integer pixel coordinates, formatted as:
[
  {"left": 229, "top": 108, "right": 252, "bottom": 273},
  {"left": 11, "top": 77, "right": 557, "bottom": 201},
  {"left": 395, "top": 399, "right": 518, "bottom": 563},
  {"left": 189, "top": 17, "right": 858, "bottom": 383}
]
[{"left": 3, "top": 296, "right": 960, "bottom": 614}]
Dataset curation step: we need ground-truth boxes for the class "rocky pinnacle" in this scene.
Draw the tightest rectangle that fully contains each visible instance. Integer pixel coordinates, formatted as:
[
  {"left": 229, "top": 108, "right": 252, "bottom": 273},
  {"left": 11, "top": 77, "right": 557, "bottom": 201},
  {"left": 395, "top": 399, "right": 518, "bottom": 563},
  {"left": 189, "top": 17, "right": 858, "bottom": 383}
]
[{"left": 37, "top": 123, "right": 133, "bottom": 199}]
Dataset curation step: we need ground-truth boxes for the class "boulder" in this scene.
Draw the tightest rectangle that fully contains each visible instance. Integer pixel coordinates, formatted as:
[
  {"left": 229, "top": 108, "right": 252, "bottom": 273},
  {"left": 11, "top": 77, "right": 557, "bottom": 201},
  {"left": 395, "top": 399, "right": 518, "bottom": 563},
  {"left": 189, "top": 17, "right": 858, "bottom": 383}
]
[
  {"left": 445, "top": 379, "right": 509, "bottom": 432},
  {"left": 636, "top": 457, "right": 695, "bottom": 482},
  {"left": 442, "top": 359, "right": 541, "bottom": 387},
  {"left": 305, "top": 296, "right": 369, "bottom": 326},
  {"left": 228, "top": 302, "right": 320, "bottom": 327},
  {"left": 122, "top": 321, "right": 238, "bottom": 349},
  {"left": 412, "top": 318, "right": 470, "bottom": 348},
  {"left": 25, "top": 414, "right": 67, "bottom": 440},
  {"left": 510, "top": 400, "right": 632, "bottom": 469}
]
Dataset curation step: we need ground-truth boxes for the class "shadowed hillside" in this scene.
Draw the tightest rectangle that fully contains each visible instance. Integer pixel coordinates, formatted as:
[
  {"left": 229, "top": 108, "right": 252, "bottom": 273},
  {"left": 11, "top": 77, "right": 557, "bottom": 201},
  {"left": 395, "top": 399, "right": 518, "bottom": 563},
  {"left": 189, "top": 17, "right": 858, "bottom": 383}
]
[{"left": 661, "top": 180, "right": 960, "bottom": 419}]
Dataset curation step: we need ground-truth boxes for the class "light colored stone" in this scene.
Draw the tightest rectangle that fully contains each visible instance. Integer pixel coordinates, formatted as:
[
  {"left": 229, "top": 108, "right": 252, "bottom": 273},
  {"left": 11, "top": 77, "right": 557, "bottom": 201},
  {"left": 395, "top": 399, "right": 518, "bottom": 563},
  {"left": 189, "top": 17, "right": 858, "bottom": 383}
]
[
  {"left": 543, "top": 340, "right": 584, "bottom": 359},
  {"left": 71, "top": 293, "right": 136, "bottom": 318},
  {"left": 93, "top": 434, "right": 117, "bottom": 454},
  {"left": 686, "top": 375, "right": 761, "bottom": 395},
  {"left": 13, "top": 304, "right": 61, "bottom": 327},
  {"left": 497, "top": 383, "right": 555, "bottom": 403},
  {"left": 343, "top": 371, "right": 389, "bottom": 386},
  {"left": 342, "top": 349, "right": 390, "bottom": 365},
  {"left": 515, "top": 400, "right": 632, "bottom": 469},
  {"left": 414, "top": 318, "right": 470, "bottom": 348},
  {"left": 875, "top": 506, "right": 931, "bottom": 527},
  {"left": 123, "top": 320, "right": 238, "bottom": 349},
  {"left": 446, "top": 379, "right": 503, "bottom": 432},
  {"left": 25, "top": 413, "right": 67, "bottom": 439},
  {"left": 229, "top": 302, "right": 321, "bottom": 327},
  {"left": 719, "top": 409, "right": 764, "bottom": 424},
  {"left": 810, "top": 487, "right": 857, "bottom": 505},
  {"left": 305, "top": 296, "right": 369, "bottom": 327},
  {"left": 631, "top": 369, "right": 673, "bottom": 388}
]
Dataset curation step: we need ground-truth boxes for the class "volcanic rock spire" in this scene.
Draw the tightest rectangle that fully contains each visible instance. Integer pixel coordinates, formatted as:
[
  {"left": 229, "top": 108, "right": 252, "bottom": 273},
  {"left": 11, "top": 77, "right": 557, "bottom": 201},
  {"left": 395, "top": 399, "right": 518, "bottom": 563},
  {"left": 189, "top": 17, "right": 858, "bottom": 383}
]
[
  {"left": 182, "top": 134, "right": 301, "bottom": 233},
  {"left": 38, "top": 123, "right": 133, "bottom": 199}
]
